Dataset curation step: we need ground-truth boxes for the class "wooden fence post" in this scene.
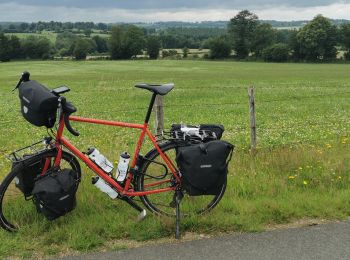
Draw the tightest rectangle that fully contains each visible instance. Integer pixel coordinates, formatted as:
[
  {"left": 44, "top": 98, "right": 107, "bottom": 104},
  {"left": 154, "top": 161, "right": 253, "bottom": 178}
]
[
  {"left": 154, "top": 95, "right": 164, "bottom": 136},
  {"left": 248, "top": 87, "right": 257, "bottom": 152}
]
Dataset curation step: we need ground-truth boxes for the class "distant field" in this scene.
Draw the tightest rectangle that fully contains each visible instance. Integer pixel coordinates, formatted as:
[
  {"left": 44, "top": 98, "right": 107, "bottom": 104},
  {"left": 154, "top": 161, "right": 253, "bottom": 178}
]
[
  {"left": 5, "top": 30, "right": 57, "bottom": 43},
  {"left": 0, "top": 60, "right": 349, "bottom": 258}
]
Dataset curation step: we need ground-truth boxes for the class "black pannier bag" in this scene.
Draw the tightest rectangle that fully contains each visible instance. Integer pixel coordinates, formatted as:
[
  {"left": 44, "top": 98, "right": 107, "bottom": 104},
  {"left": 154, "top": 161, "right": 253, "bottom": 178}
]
[
  {"left": 171, "top": 124, "right": 224, "bottom": 142},
  {"left": 32, "top": 168, "right": 79, "bottom": 220},
  {"left": 176, "top": 140, "right": 234, "bottom": 196},
  {"left": 13, "top": 156, "right": 45, "bottom": 198},
  {"left": 18, "top": 80, "right": 59, "bottom": 128}
]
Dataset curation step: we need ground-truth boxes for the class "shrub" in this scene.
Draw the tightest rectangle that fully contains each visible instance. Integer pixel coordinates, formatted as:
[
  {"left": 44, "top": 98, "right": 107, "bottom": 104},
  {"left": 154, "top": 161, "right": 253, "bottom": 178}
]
[
  {"left": 262, "top": 43, "right": 290, "bottom": 62},
  {"left": 209, "top": 37, "right": 231, "bottom": 59}
]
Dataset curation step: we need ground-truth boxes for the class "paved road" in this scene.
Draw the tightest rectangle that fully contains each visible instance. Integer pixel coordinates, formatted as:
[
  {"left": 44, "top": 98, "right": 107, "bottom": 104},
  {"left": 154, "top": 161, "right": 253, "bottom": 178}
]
[{"left": 62, "top": 220, "right": 350, "bottom": 260}]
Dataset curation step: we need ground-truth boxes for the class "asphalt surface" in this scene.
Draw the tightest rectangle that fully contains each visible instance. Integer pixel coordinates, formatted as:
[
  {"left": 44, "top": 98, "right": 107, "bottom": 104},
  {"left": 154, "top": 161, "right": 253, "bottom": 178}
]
[{"left": 61, "top": 220, "right": 350, "bottom": 260}]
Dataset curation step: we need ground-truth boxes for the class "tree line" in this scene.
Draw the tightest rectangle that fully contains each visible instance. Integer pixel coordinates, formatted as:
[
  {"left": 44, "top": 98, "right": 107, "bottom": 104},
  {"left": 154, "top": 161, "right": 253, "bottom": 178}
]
[
  {"left": 1, "top": 10, "right": 350, "bottom": 62},
  {"left": 219, "top": 10, "right": 350, "bottom": 62}
]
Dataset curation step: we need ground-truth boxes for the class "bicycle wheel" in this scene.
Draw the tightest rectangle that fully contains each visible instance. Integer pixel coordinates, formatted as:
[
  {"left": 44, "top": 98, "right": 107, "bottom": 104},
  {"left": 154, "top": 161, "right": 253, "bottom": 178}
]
[
  {"left": 0, "top": 150, "right": 81, "bottom": 232},
  {"left": 137, "top": 141, "right": 226, "bottom": 216}
]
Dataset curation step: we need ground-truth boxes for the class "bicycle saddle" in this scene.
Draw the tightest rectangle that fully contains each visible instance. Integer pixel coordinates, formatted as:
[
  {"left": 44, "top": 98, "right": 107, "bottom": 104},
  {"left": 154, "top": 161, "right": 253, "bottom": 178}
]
[{"left": 134, "top": 83, "right": 174, "bottom": 96}]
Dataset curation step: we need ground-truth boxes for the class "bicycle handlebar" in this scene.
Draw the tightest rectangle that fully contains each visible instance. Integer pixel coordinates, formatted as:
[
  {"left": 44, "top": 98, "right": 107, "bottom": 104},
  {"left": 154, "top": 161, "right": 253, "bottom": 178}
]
[
  {"left": 64, "top": 113, "right": 80, "bottom": 136},
  {"left": 60, "top": 97, "right": 80, "bottom": 137}
]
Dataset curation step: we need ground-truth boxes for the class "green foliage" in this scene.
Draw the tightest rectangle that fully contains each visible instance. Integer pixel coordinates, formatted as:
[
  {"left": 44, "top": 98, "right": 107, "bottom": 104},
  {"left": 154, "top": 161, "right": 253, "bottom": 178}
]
[
  {"left": 297, "top": 15, "right": 338, "bottom": 61},
  {"left": 92, "top": 35, "right": 108, "bottom": 53},
  {"left": 228, "top": 10, "right": 259, "bottom": 59},
  {"left": 109, "top": 25, "right": 145, "bottom": 59},
  {"left": 251, "top": 23, "right": 276, "bottom": 57},
  {"left": 73, "top": 38, "right": 91, "bottom": 60},
  {"left": 262, "top": 43, "right": 290, "bottom": 62},
  {"left": 21, "top": 36, "right": 52, "bottom": 59},
  {"left": 0, "top": 33, "right": 11, "bottom": 62},
  {"left": 182, "top": 47, "right": 189, "bottom": 58},
  {"left": 340, "top": 23, "right": 350, "bottom": 60},
  {"left": 209, "top": 37, "right": 231, "bottom": 59},
  {"left": 55, "top": 32, "right": 78, "bottom": 56},
  {"left": 8, "top": 35, "right": 23, "bottom": 59},
  {"left": 146, "top": 35, "right": 161, "bottom": 59}
]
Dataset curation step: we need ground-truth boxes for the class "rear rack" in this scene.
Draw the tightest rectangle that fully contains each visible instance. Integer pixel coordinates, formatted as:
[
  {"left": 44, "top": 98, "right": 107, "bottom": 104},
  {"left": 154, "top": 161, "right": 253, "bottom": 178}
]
[
  {"left": 156, "top": 129, "right": 219, "bottom": 144},
  {"left": 8, "top": 137, "right": 54, "bottom": 163}
]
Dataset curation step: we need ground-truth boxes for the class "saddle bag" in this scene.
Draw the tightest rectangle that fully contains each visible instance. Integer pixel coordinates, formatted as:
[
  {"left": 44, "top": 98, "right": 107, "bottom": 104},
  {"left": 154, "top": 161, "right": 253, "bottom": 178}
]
[
  {"left": 171, "top": 124, "right": 224, "bottom": 142},
  {"left": 176, "top": 140, "right": 234, "bottom": 196},
  {"left": 32, "top": 168, "right": 79, "bottom": 220},
  {"left": 18, "top": 80, "right": 59, "bottom": 128}
]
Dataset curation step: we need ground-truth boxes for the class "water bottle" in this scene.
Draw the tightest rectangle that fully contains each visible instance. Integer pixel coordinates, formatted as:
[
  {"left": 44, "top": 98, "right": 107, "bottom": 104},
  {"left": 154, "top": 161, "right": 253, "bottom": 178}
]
[
  {"left": 92, "top": 176, "right": 118, "bottom": 199},
  {"left": 87, "top": 147, "right": 114, "bottom": 174},
  {"left": 116, "top": 152, "right": 130, "bottom": 182}
]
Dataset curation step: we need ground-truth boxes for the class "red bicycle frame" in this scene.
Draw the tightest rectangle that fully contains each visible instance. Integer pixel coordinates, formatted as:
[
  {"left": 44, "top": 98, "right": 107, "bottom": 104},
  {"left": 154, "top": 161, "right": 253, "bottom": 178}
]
[{"left": 49, "top": 94, "right": 180, "bottom": 197}]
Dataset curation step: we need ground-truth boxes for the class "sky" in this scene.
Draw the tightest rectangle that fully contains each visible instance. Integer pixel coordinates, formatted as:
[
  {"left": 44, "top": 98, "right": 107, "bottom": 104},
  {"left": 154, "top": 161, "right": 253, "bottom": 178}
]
[{"left": 0, "top": 0, "right": 350, "bottom": 22}]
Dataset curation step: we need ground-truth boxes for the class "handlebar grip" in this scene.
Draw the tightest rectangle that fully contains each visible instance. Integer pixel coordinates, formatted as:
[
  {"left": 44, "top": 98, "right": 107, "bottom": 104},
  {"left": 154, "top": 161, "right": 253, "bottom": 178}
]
[{"left": 64, "top": 113, "right": 80, "bottom": 137}]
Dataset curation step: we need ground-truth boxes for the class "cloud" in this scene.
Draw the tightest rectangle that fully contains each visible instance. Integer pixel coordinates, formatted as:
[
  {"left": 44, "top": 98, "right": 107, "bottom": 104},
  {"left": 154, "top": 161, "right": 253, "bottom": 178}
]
[
  {"left": 0, "top": 2, "right": 350, "bottom": 22},
  {"left": 4, "top": 0, "right": 349, "bottom": 9}
]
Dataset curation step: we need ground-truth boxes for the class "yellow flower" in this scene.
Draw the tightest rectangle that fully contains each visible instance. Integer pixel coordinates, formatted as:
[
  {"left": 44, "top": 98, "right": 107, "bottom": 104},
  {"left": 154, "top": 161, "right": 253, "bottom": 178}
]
[
  {"left": 303, "top": 180, "right": 308, "bottom": 185},
  {"left": 338, "top": 176, "right": 342, "bottom": 179},
  {"left": 288, "top": 176, "right": 295, "bottom": 179}
]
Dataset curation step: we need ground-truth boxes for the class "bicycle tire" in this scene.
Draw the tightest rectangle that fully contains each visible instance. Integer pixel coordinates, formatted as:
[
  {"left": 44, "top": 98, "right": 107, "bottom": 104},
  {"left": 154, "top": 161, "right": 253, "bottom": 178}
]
[
  {"left": 0, "top": 149, "right": 81, "bottom": 232},
  {"left": 137, "top": 141, "right": 226, "bottom": 216}
]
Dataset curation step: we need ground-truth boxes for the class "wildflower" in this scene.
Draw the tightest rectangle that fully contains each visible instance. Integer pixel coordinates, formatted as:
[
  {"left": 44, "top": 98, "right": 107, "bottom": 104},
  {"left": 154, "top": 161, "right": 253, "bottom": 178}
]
[
  {"left": 303, "top": 180, "right": 308, "bottom": 185},
  {"left": 338, "top": 176, "right": 342, "bottom": 179},
  {"left": 298, "top": 167, "right": 303, "bottom": 170},
  {"left": 288, "top": 176, "right": 295, "bottom": 179},
  {"left": 326, "top": 144, "right": 332, "bottom": 149}
]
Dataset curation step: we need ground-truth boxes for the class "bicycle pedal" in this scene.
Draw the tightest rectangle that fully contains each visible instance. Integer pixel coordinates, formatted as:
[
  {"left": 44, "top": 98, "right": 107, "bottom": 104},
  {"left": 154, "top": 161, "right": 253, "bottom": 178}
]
[{"left": 138, "top": 209, "right": 147, "bottom": 221}]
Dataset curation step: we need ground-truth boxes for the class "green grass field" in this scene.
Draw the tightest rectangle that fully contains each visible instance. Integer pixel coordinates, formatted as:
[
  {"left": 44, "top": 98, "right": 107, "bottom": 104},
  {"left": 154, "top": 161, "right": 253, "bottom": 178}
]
[{"left": 0, "top": 60, "right": 349, "bottom": 258}]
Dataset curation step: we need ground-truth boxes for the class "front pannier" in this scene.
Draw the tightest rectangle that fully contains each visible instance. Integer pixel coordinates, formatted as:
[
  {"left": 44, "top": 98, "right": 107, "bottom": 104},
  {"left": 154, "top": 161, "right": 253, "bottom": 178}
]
[
  {"left": 32, "top": 168, "right": 79, "bottom": 220},
  {"left": 176, "top": 140, "right": 234, "bottom": 196},
  {"left": 18, "top": 80, "right": 59, "bottom": 128},
  {"left": 13, "top": 156, "right": 45, "bottom": 198}
]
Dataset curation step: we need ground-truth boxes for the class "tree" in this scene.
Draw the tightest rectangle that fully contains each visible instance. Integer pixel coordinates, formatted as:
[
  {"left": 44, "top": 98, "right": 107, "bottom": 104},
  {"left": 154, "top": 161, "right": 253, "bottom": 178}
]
[
  {"left": 109, "top": 25, "right": 145, "bottom": 59},
  {"left": 340, "top": 23, "right": 350, "bottom": 60},
  {"left": 228, "top": 10, "right": 258, "bottom": 59},
  {"left": 92, "top": 35, "right": 108, "bottom": 53},
  {"left": 209, "top": 37, "right": 231, "bottom": 59},
  {"left": 146, "top": 35, "right": 161, "bottom": 59},
  {"left": 251, "top": 23, "right": 276, "bottom": 57},
  {"left": 73, "top": 38, "right": 90, "bottom": 60},
  {"left": 262, "top": 43, "right": 290, "bottom": 62},
  {"left": 297, "top": 15, "right": 337, "bottom": 61},
  {"left": 182, "top": 47, "right": 189, "bottom": 58},
  {"left": 55, "top": 32, "right": 78, "bottom": 56},
  {"left": 0, "top": 33, "right": 10, "bottom": 62},
  {"left": 8, "top": 35, "right": 23, "bottom": 59},
  {"left": 22, "top": 36, "right": 52, "bottom": 59}
]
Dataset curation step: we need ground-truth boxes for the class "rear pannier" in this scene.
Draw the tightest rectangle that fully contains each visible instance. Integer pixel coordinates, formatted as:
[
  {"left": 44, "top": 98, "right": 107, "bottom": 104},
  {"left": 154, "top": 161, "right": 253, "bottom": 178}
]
[
  {"left": 176, "top": 140, "right": 234, "bottom": 196},
  {"left": 18, "top": 80, "right": 59, "bottom": 128}
]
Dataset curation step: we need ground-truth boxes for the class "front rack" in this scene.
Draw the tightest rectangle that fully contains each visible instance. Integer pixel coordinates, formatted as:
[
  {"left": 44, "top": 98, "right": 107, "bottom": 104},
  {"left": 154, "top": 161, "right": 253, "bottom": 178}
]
[{"left": 8, "top": 137, "right": 54, "bottom": 163}]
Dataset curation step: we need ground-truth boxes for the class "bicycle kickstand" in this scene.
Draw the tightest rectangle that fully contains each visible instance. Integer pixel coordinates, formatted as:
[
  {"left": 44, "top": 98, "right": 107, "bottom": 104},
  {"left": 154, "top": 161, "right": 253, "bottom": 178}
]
[
  {"left": 120, "top": 196, "right": 147, "bottom": 221},
  {"left": 175, "top": 189, "right": 184, "bottom": 239}
]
